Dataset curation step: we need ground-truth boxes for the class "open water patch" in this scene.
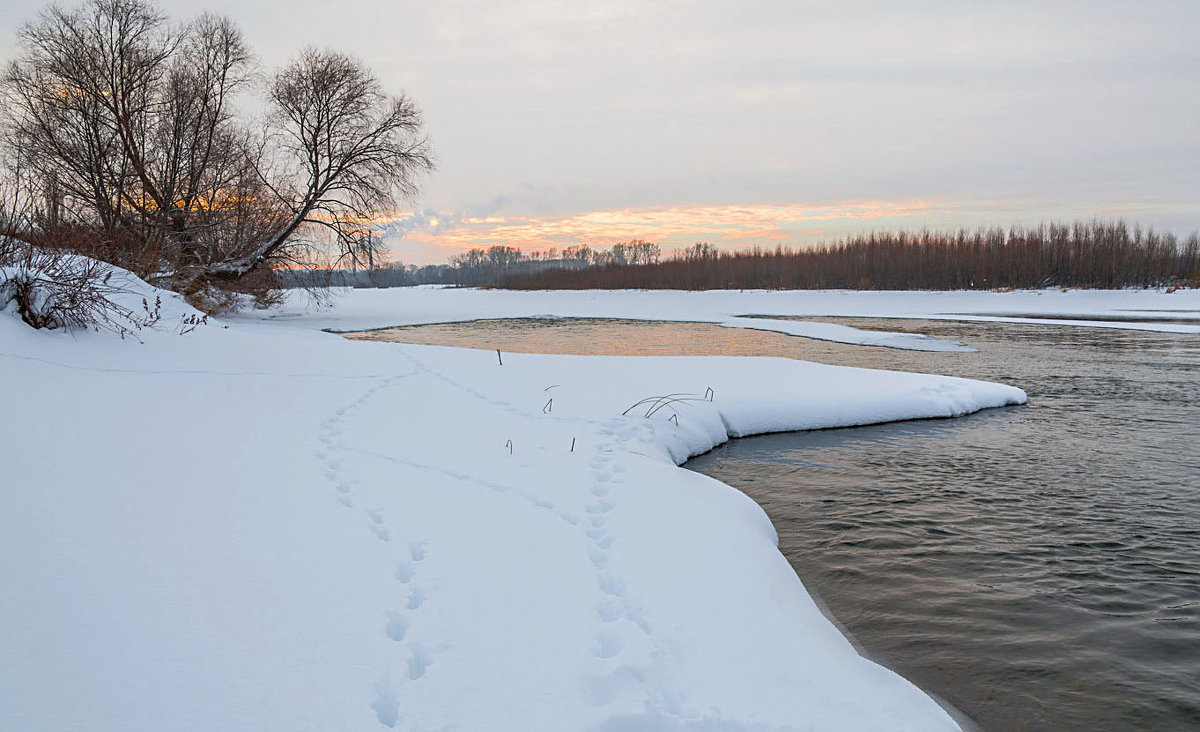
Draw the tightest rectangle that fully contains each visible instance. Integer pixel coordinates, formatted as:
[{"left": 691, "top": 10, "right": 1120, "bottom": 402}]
[{"left": 687, "top": 318, "right": 1200, "bottom": 730}]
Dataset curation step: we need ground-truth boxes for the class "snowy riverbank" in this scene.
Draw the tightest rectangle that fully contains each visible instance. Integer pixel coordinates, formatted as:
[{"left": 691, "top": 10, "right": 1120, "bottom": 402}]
[
  {"left": 257, "top": 285, "right": 1200, "bottom": 343},
  {"left": 0, "top": 278, "right": 1041, "bottom": 730}
]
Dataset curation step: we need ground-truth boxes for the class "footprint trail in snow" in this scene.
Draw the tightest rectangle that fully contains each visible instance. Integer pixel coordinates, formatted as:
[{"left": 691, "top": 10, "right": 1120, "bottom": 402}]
[
  {"left": 312, "top": 371, "right": 443, "bottom": 728},
  {"left": 582, "top": 418, "right": 674, "bottom": 710}
]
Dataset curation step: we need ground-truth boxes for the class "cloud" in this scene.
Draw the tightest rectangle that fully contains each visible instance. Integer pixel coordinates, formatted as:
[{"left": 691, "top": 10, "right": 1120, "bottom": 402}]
[
  {"left": 376, "top": 195, "right": 510, "bottom": 238},
  {"left": 380, "top": 198, "right": 954, "bottom": 261}
]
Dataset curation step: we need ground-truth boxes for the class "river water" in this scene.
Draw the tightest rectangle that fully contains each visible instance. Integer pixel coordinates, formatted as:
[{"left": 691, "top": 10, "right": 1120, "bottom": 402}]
[{"left": 348, "top": 317, "right": 1200, "bottom": 730}]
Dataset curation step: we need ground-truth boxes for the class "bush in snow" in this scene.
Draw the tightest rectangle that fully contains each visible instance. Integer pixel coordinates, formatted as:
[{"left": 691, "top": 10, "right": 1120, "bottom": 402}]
[{"left": 0, "top": 239, "right": 151, "bottom": 335}]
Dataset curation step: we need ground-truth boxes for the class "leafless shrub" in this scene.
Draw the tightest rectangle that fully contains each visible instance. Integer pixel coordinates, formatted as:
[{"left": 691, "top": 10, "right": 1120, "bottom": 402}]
[
  {"left": 1, "top": 241, "right": 144, "bottom": 334},
  {"left": 177, "top": 312, "right": 208, "bottom": 335},
  {"left": 0, "top": 137, "right": 155, "bottom": 335}
]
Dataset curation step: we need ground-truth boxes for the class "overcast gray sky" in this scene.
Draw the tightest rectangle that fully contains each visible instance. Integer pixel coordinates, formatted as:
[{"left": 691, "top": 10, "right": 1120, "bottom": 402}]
[{"left": 3, "top": 0, "right": 1198, "bottom": 263}]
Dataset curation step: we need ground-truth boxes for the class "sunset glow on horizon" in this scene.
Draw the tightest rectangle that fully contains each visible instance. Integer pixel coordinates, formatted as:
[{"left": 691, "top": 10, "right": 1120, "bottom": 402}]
[
  {"left": 376, "top": 198, "right": 952, "bottom": 261},
  {"left": 375, "top": 196, "right": 1200, "bottom": 264}
]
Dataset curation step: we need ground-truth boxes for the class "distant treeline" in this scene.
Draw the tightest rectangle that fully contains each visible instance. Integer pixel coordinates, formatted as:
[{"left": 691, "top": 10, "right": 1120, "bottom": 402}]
[
  {"left": 279, "top": 240, "right": 663, "bottom": 288},
  {"left": 446, "top": 241, "right": 660, "bottom": 286},
  {"left": 497, "top": 222, "right": 1200, "bottom": 291},
  {"left": 279, "top": 262, "right": 455, "bottom": 289}
]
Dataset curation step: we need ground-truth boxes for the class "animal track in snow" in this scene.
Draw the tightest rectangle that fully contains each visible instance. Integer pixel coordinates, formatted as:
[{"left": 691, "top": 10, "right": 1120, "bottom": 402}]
[
  {"left": 317, "top": 373, "right": 414, "bottom": 523},
  {"left": 312, "top": 368, "right": 444, "bottom": 728},
  {"left": 586, "top": 498, "right": 616, "bottom": 515},
  {"left": 598, "top": 573, "right": 627, "bottom": 597},
  {"left": 594, "top": 631, "right": 624, "bottom": 659},
  {"left": 406, "top": 643, "right": 433, "bottom": 680},
  {"left": 578, "top": 423, "right": 667, "bottom": 683},
  {"left": 596, "top": 599, "right": 622, "bottom": 623},
  {"left": 380, "top": 540, "right": 438, "bottom": 720},
  {"left": 370, "top": 677, "right": 400, "bottom": 728},
  {"left": 623, "top": 604, "right": 654, "bottom": 635},
  {"left": 386, "top": 611, "right": 409, "bottom": 642}
]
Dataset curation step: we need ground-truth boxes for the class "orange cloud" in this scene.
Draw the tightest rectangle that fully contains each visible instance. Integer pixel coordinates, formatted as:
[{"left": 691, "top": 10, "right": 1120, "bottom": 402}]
[{"left": 378, "top": 198, "right": 958, "bottom": 261}]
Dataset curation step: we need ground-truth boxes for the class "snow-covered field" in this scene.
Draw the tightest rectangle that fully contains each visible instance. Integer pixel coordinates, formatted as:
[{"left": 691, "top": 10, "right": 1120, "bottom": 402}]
[{"left": 20, "top": 277, "right": 1175, "bottom": 730}]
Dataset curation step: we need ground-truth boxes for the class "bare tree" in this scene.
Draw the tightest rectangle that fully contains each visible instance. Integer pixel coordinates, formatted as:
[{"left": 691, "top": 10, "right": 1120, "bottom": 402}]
[
  {"left": 199, "top": 48, "right": 432, "bottom": 281},
  {"left": 1, "top": 0, "right": 262, "bottom": 271},
  {"left": 156, "top": 13, "right": 255, "bottom": 260},
  {"left": 1, "top": 0, "right": 432, "bottom": 308},
  {"left": 2, "top": 0, "right": 171, "bottom": 258}
]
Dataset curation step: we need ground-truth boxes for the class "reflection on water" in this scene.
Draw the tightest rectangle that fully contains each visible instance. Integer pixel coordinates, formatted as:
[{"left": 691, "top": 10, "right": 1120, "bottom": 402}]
[
  {"left": 344, "top": 317, "right": 912, "bottom": 358},
  {"left": 349, "top": 317, "right": 1200, "bottom": 731}
]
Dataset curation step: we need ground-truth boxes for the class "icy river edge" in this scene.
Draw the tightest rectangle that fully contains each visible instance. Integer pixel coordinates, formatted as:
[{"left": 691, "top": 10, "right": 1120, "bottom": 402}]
[{"left": 12, "top": 280, "right": 1196, "bottom": 730}]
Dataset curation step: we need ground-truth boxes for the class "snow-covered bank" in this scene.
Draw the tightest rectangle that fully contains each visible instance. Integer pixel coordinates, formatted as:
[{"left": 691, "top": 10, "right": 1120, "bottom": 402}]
[
  {"left": 252, "top": 286, "right": 1200, "bottom": 346},
  {"left": 2, "top": 277, "right": 1028, "bottom": 731}
]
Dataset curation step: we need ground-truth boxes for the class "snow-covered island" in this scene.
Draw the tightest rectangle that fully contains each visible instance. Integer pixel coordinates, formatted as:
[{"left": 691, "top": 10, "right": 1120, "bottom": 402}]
[{"left": 11, "top": 274, "right": 1199, "bottom": 730}]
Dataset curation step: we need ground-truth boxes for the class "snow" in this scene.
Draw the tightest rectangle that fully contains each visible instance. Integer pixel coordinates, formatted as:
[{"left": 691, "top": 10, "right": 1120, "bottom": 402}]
[
  {"left": 0, "top": 274, "right": 1045, "bottom": 731},
  {"left": 253, "top": 285, "right": 1200, "bottom": 345},
  {"left": 718, "top": 316, "right": 974, "bottom": 351}
]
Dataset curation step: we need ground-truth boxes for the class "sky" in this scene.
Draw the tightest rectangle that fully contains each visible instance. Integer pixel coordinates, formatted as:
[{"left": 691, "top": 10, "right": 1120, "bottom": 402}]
[{"left": 2, "top": 0, "right": 1199, "bottom": 264}]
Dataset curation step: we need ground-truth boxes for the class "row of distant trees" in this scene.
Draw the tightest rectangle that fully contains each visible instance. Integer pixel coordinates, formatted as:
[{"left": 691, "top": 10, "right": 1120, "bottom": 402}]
[
  {"left": 495, "top": 222, "right": 1200, "bottom": 291},
  {"left": 279, "top": 224, "right": 1200, "bottom": 291},
  {"left": 445, "top": 240, "right": 660, "bottom": 285},
  {"left": 0, "top": 0, "right": 431, "bottom": 312},
  {"left": 277, "top": 240, "right": 666, "bottom": 289},
  {"left": 279, "top": 262, "right": 450, "bottom": 289}
]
